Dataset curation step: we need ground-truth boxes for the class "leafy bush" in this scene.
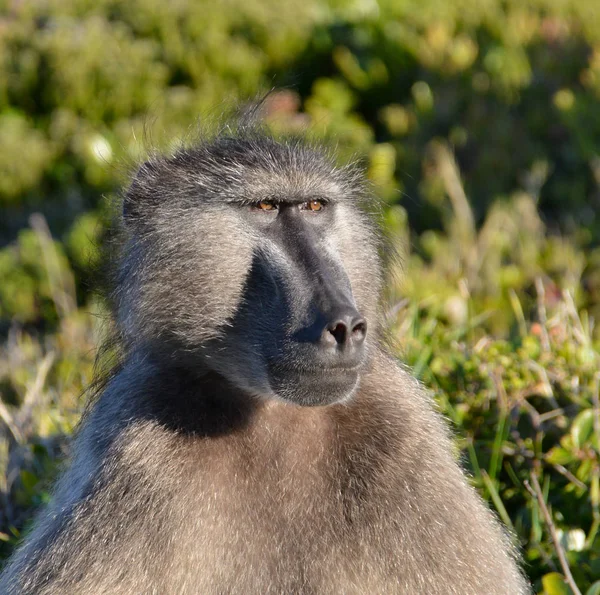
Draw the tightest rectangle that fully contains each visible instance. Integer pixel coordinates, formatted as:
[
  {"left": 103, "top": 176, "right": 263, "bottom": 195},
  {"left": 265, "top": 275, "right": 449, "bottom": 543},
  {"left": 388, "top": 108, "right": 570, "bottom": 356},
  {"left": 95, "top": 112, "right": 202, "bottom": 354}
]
[
  {"left": 2, "top": 0, "right": 600, "bottom": 236},
  {"left": 387, "top": 151, "right": 600, "bottom": 591}
]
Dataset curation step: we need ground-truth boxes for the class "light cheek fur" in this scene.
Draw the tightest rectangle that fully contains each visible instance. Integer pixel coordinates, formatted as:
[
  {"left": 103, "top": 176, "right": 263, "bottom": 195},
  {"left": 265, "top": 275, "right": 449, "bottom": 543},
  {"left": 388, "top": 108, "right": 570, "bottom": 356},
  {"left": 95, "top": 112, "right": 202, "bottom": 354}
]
[
  {"left": 120, "top": 207, "right": 255, "bottom": 350},
  {"left": 330, "top": 203, "right": 382, "bottom": 329}
]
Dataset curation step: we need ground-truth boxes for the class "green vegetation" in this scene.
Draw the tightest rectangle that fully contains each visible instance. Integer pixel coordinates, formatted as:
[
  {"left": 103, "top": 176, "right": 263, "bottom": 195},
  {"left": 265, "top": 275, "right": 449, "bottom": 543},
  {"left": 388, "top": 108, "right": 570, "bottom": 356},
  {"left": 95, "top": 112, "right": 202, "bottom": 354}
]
[{"left": 1, "top": 0, "right": 600, "bottom": 591}]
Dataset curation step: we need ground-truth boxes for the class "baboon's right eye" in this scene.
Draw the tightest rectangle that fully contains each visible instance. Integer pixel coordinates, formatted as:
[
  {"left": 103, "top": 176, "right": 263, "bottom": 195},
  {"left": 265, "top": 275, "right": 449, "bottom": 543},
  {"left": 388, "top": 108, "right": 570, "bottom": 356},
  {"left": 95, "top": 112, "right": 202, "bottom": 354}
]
[{"left": 253, "top": 201, "right": 278, "bottom": 212}]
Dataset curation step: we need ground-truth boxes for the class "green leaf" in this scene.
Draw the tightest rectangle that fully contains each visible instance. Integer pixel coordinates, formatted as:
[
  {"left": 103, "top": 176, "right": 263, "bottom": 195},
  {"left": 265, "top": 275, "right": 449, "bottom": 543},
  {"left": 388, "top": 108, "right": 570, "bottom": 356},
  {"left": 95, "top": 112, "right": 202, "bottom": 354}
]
[
  {"left": 571, "top": 409, "right": 594, "bottom": 449},
  {"left": 586, "top": 581, "right": 600, "bottom": 595},
  {"left": 546, "top": 447, "right": 575, "bottom": 466},
  {"left": 19, "top": 470, "right": 39, "bottom": 494},
  {"left": 541, "top": 572, "right": 573, "bottom": 595}
]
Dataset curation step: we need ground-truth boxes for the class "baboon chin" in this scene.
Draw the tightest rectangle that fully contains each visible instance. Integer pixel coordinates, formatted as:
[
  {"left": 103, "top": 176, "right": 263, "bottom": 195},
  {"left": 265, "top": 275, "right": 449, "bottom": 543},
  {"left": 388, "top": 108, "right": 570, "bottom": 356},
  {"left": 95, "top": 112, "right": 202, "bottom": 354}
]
[{"left": 0, "top": 126, "right": 530, "bottom": 594}]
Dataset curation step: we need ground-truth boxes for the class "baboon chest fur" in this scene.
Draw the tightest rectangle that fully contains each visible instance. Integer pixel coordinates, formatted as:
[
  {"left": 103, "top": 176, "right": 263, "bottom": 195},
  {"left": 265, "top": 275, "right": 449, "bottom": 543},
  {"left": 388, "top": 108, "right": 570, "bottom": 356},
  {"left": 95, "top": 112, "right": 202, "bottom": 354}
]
[{"left": 0, "top": 130, "right": 529, "bottom": 594}]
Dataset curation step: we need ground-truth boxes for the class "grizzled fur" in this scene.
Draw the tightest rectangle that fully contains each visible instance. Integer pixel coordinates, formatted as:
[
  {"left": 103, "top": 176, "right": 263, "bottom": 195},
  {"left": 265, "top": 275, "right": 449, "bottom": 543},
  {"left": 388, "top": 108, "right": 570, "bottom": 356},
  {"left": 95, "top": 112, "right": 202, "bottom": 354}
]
[{"left": 0, "top": 130, "right": 529, "bottom": 594}]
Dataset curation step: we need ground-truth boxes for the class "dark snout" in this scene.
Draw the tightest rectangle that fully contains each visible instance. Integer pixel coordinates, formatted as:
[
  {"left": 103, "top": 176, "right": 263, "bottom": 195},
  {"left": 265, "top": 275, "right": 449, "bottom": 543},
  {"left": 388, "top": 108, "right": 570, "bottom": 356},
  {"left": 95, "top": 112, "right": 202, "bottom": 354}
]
[
  {"left": 284, "top": 219, "right": 368, "bottom": 374},
  {"left": 267, "top": 216, "right": 369, "bottom": 406},
  {"left": 296, "top": 304, "right": 367, "bottom": 371},
  {"left": 272, "top": 288, "right": 368, "bottom": 406},
  {"left": 321, "top": 310, "right": 367, "bottom": 352}
]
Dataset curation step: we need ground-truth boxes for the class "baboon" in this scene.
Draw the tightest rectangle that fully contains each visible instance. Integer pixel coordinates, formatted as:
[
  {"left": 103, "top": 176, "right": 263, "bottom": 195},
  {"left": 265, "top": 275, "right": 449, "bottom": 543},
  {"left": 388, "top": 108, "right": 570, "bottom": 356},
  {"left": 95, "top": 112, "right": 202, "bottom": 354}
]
[{"left": 0, "top": 125, "right": 529, "bottom": 594}]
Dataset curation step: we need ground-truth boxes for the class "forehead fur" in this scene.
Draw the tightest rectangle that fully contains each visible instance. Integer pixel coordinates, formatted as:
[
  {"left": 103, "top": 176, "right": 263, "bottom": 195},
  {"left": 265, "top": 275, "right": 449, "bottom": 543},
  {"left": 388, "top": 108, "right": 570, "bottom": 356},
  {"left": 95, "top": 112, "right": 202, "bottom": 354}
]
[{"left": 126, "top": 133, "right": 366, "bottom": 216}]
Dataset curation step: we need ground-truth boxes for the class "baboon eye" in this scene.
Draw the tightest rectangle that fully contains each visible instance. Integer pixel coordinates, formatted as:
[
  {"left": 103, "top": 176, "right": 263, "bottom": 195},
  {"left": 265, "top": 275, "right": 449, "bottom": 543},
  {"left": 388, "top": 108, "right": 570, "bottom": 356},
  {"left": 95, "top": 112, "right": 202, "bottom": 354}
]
[
  {"left": 302, "top": 200, "right": 325, "bottom": 212},
  {"left": 254, "top": 200, "right": 278, "bottom": 212}
]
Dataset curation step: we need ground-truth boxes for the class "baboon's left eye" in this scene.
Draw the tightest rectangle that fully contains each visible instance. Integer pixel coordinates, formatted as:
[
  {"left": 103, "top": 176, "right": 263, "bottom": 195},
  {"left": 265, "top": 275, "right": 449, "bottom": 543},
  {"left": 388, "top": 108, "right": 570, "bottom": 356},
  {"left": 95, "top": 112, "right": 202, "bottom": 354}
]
[{"left": 302, "top": 200, "right": 325, "bottom": 212}]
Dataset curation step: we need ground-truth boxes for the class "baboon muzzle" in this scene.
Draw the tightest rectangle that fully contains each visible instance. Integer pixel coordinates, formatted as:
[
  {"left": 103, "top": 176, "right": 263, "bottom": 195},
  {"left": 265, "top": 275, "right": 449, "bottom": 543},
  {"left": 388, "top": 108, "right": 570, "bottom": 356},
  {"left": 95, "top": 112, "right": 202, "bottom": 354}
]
[
  {"left": 278, "top": 211, "right": 368, "bottom": 368},
  {"left": 258, "top": 208, "right": 369, "bottom": 405}
]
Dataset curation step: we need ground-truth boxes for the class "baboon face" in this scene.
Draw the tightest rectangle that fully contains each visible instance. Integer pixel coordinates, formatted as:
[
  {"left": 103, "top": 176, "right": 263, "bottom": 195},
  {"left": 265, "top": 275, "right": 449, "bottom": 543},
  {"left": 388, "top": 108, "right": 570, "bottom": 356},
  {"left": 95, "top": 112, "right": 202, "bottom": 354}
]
[{"left": 119, "top": 136, "right": 381, "bottom": 406}]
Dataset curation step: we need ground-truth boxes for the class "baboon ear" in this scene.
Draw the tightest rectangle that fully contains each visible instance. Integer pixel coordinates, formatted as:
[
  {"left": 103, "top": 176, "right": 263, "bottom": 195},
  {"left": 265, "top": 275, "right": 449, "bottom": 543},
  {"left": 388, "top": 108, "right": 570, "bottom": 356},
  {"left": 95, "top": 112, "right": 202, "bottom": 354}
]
[{"left": 122, "top": 161, "right": 159, "bottom": 224}]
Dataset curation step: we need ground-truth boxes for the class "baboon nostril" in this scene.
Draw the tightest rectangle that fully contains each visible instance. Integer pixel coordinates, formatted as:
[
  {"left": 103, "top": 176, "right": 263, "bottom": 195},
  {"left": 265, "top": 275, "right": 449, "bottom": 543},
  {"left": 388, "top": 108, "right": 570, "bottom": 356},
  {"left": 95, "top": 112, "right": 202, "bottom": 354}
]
[
  {"left": 328, "top": 322, "right": 348, "bottom": 346},
  {"left": 322, "top": 314, "right": 367, "bottom": 349},
  {"left": 351, "top": 319, "right": 367, "bottom": 343}
]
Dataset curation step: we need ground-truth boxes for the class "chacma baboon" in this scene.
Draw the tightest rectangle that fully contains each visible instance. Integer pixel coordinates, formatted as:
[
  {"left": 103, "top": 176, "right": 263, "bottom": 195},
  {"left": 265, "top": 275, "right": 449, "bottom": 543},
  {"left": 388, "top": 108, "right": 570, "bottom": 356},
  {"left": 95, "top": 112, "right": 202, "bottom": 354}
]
[{"left": 0, "top": 124, "right": 529, "bottom": 594}]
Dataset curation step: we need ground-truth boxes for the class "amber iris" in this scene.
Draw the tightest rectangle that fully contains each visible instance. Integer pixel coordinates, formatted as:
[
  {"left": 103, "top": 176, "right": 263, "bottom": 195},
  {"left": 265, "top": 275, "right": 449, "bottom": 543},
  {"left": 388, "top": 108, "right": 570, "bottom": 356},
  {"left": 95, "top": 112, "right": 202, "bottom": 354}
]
[
  {"left": 254, "top": 200, "right": 324, "bottom": 212},
  {"left": 258, "top": 201, "right": 276, "bottom": 211},
  {"left": 304, "top": 200, "right": 324, "bottom": 212}
]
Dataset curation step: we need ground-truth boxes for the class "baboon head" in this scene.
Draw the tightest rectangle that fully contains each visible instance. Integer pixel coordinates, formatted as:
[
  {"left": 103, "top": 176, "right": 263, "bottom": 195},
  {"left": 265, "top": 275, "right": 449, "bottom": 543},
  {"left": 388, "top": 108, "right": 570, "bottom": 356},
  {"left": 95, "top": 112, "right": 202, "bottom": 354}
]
[{"left": 117, "top": 132, "right": 382, "bottom": 406}]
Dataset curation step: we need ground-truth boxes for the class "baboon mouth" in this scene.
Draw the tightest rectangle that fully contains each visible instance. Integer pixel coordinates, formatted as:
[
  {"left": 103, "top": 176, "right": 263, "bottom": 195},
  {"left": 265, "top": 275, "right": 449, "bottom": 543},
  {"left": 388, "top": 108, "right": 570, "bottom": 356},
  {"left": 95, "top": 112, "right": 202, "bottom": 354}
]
[
  {"left": 270, "top": 353, "right": 365, "bottom": 374},
  {"left": 302, "top": 365, "right": 362, "bottom": 374},
  {"left": 269, "top": 362, "right": 364, "bottom": 381},
  {"left": 269, "top": 366, "right": 362, "bottom": 406}
]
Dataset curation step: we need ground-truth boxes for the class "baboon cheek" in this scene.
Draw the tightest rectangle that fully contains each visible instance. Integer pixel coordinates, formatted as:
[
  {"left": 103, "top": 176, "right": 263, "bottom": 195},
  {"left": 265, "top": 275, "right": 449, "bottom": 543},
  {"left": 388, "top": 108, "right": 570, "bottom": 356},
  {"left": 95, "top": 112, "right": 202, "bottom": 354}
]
[{"left": 140, "top": 218, "right": 254, "bottom": 347}]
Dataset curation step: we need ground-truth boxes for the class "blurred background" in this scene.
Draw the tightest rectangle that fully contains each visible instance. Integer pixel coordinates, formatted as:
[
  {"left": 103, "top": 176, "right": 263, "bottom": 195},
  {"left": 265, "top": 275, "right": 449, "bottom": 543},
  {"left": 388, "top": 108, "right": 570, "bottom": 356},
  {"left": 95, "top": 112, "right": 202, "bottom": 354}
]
[{"left": 1, "top": 0, "right": 600, "bottom": 592}]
